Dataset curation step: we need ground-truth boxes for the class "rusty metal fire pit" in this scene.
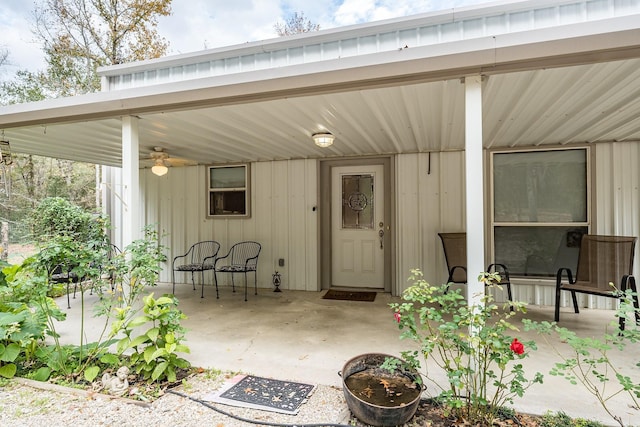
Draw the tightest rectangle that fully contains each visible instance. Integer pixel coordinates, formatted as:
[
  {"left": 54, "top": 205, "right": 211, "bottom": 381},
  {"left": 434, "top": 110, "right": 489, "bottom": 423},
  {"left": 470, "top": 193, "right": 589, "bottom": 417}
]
[{"left": 340, "top": 353, "right": 423, "bottom": 427}]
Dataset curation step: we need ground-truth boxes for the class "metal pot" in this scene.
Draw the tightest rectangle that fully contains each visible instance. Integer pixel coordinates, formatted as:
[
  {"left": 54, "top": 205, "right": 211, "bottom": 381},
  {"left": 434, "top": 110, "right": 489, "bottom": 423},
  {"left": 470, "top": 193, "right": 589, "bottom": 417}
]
[{"left": 340, "top": 353, "right": 422, "bottom": 427}]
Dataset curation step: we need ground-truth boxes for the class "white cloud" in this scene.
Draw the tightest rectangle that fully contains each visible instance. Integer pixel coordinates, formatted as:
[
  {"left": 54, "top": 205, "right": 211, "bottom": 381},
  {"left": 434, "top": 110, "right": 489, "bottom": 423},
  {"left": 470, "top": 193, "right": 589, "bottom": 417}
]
[
  {"left": 0, "top": 1, "right": 45, "bottom": 77},
  {"left": 159, "top": 0, "right": 284, "bottom": 54}
]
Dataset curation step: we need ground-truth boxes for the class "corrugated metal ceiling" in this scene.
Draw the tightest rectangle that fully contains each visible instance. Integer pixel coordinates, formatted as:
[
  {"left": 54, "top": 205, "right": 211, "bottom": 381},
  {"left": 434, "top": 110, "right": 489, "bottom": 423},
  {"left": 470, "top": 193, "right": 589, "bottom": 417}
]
[{"left": 2, "top": 58, "right": 640, "bottom": 167}]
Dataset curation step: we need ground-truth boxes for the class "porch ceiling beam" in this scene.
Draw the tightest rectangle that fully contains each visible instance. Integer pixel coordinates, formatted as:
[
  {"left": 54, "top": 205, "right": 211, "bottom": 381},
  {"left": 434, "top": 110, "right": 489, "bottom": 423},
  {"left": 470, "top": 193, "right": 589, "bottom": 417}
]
[{"left": 0, "top": 19, "right": 638, "bottom": 130}]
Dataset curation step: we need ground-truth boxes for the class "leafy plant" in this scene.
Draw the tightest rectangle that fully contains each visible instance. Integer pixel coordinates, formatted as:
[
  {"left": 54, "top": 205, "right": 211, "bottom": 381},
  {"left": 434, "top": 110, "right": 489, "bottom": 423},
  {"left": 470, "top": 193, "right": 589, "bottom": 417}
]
[
  {"left": 27, "top": 197, "right": 107, "bottom": 244},
  {"left": 0, "top": 259, "right": 66, "bottom": 379},
  {"left": 389, "top": 269, "right": 543, "bottom": 425},
  {"left": 0, "top": 222, "right": 182, "bottom": 391},
  {"left": 524, "top": 287, "right": 640, "bottom": 427},
  {"left": 115, "top": 293, "right": 190, "bottom": 383}
]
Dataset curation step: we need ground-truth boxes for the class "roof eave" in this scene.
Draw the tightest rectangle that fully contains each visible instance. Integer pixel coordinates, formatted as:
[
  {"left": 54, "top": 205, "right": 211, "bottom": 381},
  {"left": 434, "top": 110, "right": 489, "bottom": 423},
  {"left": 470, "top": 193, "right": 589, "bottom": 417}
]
[{"left": 1, "top": 19, "right": 639, "bottom": 129}]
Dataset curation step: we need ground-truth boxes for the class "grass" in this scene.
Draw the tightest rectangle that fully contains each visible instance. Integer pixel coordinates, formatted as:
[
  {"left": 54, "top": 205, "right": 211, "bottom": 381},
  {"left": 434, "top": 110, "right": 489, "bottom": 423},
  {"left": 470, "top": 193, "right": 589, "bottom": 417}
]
[{"left": 541, "top": 411, "right": 606, "bottom": 427}]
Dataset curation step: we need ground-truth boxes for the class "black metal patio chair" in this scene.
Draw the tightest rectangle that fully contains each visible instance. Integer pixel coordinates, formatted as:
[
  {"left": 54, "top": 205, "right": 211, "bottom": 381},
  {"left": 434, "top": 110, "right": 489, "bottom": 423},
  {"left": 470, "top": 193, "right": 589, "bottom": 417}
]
[
  {"left": 172, "top": 241, "right": 221, "bottom": 298},
  {"left": 438, "top": 232, "right": 513, "bottom": 308},
  {"left": 101, "top": 243, "right": 122, "bottom": 292},
  {"left": 40, "top": 249, "right": 83, "bottom": 308},
  {"left": 555, "top": 234, "right": 638, "bottom": 329},
  {"left": 214, "top": 241, "right": 261, "bottom": 301}
]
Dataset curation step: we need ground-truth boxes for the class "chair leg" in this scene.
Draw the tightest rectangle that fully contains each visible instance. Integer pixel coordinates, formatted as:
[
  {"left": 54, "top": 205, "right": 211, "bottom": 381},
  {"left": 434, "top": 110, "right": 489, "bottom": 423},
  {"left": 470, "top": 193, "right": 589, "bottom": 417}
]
[
  {"left": 254, "top": 270, "right": 258, "bottom": 296},
  {"left": 244, "top": 271, "right": 248, "bottom": 302},
  {"left": 200, "top": 269, "right": 205, "bottom": 299},
  {"left": 554, "top": 286, "right": 561, "bottom": 322},
  {"left": 506, "top": 283, "right": 514, "bottom": 312},
  {"left": 571, "top": 291, "right": 579, "bottom": 314},
  {"left": 67, "top": 282, "right": 71, "bottom": 309},
  {"left": 213, "top": 270, "right": 219, "bottom": 299},
  {"left": 620, "top": 276, "right": 640, "bottom": 331},
  {"left": 172, "top": 270, "right": 176, "bottom": 294},
  {"left": 213, "top": 271, "right": 220, "bottom": 299},
  {"left": 631, "top": 277, "right": 640, "bottom": 326},
  {"left": 619, "top": 278, "right": 627, "bottom": 331},
  {"left": 231, "top": 274, "right": 236, "bottom": 292},
  {"left": 191, "top": 271, "right": 196, "bottom": 290}
]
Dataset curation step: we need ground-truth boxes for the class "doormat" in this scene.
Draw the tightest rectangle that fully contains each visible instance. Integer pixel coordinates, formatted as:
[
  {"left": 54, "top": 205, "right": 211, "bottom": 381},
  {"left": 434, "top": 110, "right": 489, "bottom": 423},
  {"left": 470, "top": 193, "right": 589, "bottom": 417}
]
[
  {"left": 202, "top": 374, "right": 316, "bottom": 415},
  {"left": 322, "top": 289, "right": 377, "bottom": 302}
]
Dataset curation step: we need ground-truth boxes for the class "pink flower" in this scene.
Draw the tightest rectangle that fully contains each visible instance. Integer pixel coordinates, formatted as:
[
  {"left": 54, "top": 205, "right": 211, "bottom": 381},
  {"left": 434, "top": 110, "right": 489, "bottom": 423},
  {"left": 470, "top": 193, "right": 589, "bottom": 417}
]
[
  {"left": 510, "top": 338, "right": 525, "bottom": 355},
  {"left": 394, "top": 312, "right": 401, "bottom": 323}
]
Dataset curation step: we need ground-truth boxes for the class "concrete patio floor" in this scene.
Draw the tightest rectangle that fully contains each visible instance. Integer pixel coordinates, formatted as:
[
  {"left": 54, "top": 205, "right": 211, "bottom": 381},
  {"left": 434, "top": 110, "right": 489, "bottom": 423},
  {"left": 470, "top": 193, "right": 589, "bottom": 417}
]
[{"left": 54, "top": 282, "right": 640, "bottom": 426}]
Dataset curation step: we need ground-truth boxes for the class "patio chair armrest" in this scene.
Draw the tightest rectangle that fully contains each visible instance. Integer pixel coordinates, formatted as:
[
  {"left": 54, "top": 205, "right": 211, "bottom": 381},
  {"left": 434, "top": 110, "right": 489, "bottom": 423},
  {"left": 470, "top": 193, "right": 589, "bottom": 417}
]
[
  {"left": 556, "top": 267, "right": 574, "bottom": 287},
  {"left": 172, "top": 246, "right": 195, "bottom": 268},
  {"left": 486, "top": 263, "right": 511, "bottom": 285},
  {"left": 202, "top": 254, "right": 218, "bottom": 266},
  {"left": 447, "top": 265, "right": 466, "bottom": 283},
  {"left": 245, "top": 254, "right": 259, "bottom": 266},
  {"left": 620, "top": 274, "right": 637, "bottom": 292},
  {"left": 214, "top": 253, "right": 231, "bottom": 267},
  {"left": 172, "top": 253, "right": 188, "bottom": 268}
]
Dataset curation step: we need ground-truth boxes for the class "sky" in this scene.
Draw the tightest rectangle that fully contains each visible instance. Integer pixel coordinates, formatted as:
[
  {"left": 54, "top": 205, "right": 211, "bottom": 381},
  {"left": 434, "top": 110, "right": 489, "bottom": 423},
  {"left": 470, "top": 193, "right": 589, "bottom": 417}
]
[{"left": 0, "top": 0, "right": 492, "bottom": 79}]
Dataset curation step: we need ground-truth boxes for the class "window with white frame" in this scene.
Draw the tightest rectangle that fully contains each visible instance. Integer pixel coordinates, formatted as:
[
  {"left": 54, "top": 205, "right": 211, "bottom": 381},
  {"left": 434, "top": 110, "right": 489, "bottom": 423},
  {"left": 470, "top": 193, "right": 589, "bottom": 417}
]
[
  {"left": 491, "top": 148, "right": 589, "bottom": 277},
  {"left": 207, "top": 164, "right": 250, "bottom": 217}
]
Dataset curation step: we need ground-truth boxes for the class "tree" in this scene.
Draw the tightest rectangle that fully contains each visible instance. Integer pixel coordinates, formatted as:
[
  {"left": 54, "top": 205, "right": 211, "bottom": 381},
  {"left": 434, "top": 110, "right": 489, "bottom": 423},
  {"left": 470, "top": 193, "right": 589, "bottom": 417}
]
[
  {"left": 0, "top": 47, "right": 8, "bottom": 68},
  {"left": 32, "top": 0, "right": 172, "bottom": 95},
  {"left": 0, "top": 1, "right": 175, "bottom": 243},
  {"left": 0, "top": 70, "right": 48, "bottom": 106},
  {"left": 274, "top": 11, "right": 319, "bottom": 36}
]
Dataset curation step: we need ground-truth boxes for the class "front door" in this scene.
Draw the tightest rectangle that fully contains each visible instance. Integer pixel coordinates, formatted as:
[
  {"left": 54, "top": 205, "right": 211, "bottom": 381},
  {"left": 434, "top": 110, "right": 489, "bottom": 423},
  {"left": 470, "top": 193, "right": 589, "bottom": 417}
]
[{"left": 331, "top": 165, "right": 385, "bottom": 288}]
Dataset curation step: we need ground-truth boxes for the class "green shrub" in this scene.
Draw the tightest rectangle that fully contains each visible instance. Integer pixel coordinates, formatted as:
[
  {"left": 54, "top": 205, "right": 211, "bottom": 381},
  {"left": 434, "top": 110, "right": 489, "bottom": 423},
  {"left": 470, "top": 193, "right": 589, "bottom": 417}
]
[
  {"left": 389, "top": 269, "right": 543, "bottom": 425},
  {"left": 28, "top": 197, "right": 106, "bottom": 244}
]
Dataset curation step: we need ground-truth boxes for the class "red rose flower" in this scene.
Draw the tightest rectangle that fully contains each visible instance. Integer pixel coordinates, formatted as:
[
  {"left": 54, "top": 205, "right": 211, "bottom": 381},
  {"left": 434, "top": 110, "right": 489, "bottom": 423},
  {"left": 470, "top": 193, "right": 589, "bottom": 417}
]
[
  {"left": 510, "top": 338, "right": 525, "bottom": 355},
  {"left": 394, "top": 312, "right": 401, "bottom": 323}
]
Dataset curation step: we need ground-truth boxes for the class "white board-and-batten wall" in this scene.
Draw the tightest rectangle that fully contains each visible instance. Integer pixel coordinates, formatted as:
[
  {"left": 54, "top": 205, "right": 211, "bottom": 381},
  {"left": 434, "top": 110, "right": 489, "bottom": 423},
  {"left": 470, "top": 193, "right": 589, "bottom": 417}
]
[{"left": 104, "top": 142, "right": 640, "bottom": 309}]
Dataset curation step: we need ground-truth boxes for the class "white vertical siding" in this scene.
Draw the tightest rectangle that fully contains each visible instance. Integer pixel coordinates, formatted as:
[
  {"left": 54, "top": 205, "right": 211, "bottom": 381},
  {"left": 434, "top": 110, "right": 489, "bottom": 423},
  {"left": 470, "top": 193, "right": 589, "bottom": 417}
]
[
  {"left": 104, "top": 141, "right": 639, "bottom": 308},
  {"left": 395, "top": 152, "right": 466, "bottom": 292},
  {"left": 394, "top": 144, "right": 640, "bottom": 310},
  {"left": 585, "top": 141, "right": 640, "bottom": 309},
  {"left": 118, "top": 160, "right": 319, "bottom": 292}
]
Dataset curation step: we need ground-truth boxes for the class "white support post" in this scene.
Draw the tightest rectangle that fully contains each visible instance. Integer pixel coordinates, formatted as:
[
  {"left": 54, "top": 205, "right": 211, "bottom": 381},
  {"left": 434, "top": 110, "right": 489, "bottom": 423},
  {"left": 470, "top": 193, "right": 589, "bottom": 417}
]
[
  {"left": 121, "top": 116, "right": 141, "bottom": 249},
  {"left": 465, "top": 75, "right": 485, "bottom": 308}
]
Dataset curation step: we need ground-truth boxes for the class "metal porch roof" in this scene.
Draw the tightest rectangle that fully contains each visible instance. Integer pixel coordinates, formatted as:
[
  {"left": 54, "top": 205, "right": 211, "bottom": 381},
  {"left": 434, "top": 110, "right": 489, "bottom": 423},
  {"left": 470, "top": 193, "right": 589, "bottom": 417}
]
[{"left": 0, "top": 6, "right": 639, "bottom": 168}]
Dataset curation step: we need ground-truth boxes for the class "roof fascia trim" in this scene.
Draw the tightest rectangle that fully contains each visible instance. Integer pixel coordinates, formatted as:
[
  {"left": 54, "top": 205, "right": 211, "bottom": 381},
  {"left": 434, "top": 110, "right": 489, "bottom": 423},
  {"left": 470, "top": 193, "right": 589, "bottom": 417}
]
[{"left": 1, "top": 22, "right": 639, "bottom": 129}]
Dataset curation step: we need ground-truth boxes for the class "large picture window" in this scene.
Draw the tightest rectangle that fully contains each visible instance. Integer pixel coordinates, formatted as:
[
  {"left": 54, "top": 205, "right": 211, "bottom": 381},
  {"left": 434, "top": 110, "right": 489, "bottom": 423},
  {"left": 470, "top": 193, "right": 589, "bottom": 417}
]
[
  {"left": 207, "top": 164, "right": 250, "bottom": 217},
  {"left": 491, "top": 148, "right": 589, "bottom": 277}
]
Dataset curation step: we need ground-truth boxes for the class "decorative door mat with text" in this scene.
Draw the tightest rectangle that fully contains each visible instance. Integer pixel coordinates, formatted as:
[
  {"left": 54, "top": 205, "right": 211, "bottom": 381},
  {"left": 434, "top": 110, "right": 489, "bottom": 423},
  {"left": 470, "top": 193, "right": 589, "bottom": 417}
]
[
  {"left": 202, "top": 374, "right": 316, "bottom": 415},
  {"left": 322, "top": 289, "right": 377, "bottom": 302}
]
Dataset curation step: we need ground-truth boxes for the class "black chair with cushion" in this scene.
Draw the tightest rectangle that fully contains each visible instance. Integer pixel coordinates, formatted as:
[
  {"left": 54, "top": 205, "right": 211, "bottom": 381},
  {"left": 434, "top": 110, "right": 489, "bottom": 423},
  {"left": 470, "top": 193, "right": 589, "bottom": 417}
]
[
  {"left": 172, "top": 241, "right": 221, "bottom": 298},
  {"left": 214, "top": 241, "right": 261, "bottom": 301}
]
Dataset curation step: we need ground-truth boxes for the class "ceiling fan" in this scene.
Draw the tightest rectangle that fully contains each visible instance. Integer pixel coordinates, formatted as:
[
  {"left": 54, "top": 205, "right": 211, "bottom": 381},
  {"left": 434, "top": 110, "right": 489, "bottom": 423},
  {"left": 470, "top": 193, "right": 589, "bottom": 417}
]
[{"left": 144, "top": 147, "right": 196, "bottom": 176}]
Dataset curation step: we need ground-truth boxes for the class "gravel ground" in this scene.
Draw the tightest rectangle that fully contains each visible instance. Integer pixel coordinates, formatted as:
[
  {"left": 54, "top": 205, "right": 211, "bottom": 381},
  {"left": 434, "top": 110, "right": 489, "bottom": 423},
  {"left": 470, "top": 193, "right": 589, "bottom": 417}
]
[{"left": 0, "top": 374, "right": 351, "bottom": 427}]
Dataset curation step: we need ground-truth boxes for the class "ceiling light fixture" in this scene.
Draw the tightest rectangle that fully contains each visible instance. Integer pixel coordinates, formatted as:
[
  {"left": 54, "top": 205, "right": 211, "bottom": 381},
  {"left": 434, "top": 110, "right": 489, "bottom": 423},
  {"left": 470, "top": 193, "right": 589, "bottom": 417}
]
[
  {"left": 312, "top": 132, "right": 335, "bottom": 148},
  {"left": 151, "top": 159, "right": 168, "bottom": 176}
]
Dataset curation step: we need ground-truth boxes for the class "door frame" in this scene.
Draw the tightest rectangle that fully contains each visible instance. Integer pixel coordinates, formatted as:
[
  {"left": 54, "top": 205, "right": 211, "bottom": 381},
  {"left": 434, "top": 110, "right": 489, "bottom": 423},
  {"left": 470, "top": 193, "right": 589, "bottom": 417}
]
[{"left": 319, "top": 156, "right": 395, "bottom": 292}]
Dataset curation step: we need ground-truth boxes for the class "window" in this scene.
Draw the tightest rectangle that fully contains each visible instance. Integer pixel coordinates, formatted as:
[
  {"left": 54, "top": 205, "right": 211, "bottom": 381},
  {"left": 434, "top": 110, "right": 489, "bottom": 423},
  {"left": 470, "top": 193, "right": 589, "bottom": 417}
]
[
  {"left": 341, "top": 174, "right": 374, "bottom": 229},
  {"left": 207, "top": 164, "right": 250, "bottom": 217},
  {"left": 491, "top": 148, "right": 589, "bottom": 277}
]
